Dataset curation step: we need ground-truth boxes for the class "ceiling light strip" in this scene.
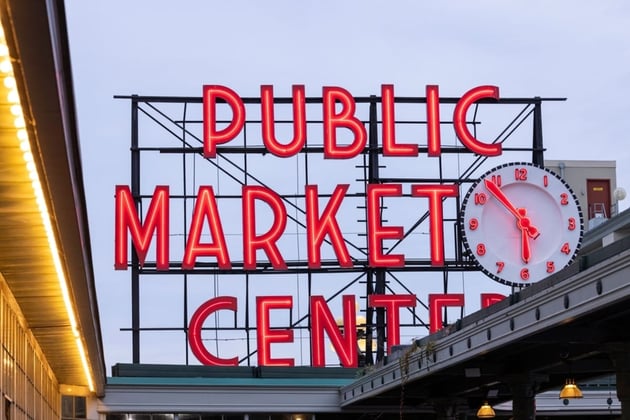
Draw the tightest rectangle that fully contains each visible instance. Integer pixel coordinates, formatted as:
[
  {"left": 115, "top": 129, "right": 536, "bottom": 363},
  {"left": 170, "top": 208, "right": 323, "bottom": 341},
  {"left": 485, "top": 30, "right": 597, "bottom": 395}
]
[{"left": 0, "top": 24, "right": 94, "bottom": 393}]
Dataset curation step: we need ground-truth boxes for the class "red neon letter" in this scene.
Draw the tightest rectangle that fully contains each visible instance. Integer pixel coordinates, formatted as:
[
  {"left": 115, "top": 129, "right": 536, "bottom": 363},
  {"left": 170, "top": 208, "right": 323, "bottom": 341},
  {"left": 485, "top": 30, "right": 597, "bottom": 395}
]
[
  {"left": 453, "top": 85, "right": 501, "bottom": 156},
  {"left": 481, "top": 293, "right": 506, "bottom": 309},
  {"left": 242, "top": 186, "right": 288, "bottom": 270},
  {"left": 305, "top": 184, "right": 352, "bottom": 269},
  {"left": 311, "top": 295, "right": 357, "bottom": 367},
  {"left": 429, "top": 294, "right": 465, "bottom": 334},
  {"left": 115, "top": 185, "right": 169, "bottom": 270},
  {"left": 256, "top": 296, "right": 294, "bottom": 366},
  {"left": 367, "top": 184, "right": 404, "bottom": 267},
  {"left": 188, "top": 296, "right": 238, "bottom": 366},
  {"left": 426, "top": 85, "right": 441, "bottom": 157},
  {"left": 369, "top": 294, "right": 416, "bottom": 354},
  {"left": 203, "top": 85, "right": 245, "bottom": 158},
  {"left": 182, "top": 186, "right": 231, "bottom": 269},
  {"left": 323, "top": 86, "right": 367, "bottom": 159},
  {"left": 261, "top": 85, "right": 306, "bottom": 157},
  {"left": 382, "top": 84, "right": 418, "bottom": 156},
  {"left": 411, "top": 184, "right": 459, "bottom": 266}
]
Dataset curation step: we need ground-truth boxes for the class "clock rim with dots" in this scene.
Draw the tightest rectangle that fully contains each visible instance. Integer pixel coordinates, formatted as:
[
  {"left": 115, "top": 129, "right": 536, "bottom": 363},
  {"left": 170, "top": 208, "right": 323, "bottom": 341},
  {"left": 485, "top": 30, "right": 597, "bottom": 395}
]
[{"left": 461, "top": 162, "right": 584, "bottom": 287}]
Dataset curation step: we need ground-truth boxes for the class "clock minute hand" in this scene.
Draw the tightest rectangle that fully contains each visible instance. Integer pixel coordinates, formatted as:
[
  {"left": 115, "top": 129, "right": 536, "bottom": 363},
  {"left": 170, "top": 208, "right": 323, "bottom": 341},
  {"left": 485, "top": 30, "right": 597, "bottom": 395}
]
[
  {"left": 483, "top": 179, "right": 523, "bottom": 219},
  {"left": 483, "top": 179, "right": 540, "bottom": 239}
]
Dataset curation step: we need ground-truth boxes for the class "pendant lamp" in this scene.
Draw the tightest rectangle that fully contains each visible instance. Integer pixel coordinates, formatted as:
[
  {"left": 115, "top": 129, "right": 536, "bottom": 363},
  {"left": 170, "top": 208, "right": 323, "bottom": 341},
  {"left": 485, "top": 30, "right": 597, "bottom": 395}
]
[
  {"left": 476, "top": 401, "right": 496, "bottom": 418},
  {"left": 559, "top": 379, "right": 583, "bottom": 399}
]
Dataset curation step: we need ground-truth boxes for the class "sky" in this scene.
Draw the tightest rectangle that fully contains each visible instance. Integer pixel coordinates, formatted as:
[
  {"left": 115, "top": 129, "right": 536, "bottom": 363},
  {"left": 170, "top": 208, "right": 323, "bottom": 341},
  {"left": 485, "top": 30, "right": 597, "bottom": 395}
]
[{"left": 64, "top": 1, "right": 630, "bottom": 372}]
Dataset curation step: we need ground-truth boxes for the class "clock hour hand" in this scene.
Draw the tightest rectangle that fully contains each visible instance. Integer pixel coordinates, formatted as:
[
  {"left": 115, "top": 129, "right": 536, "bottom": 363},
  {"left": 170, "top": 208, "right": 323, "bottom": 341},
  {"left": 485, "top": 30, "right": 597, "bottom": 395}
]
[
  {"left": 521, "top": 227, "right": 531, "bottom": 263},
  {"left": 483, "top": 179, "right": 540, "bottom": 239}
]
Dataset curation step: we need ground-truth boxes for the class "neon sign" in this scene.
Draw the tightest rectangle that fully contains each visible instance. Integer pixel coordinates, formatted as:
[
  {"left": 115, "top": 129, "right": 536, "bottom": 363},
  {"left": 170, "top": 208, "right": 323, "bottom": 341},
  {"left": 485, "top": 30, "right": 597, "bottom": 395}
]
[
  {"left": 114, "top": 84, "right": 531, "bottom": 367},
  {"left": 203, "top": 84, "right": 500, "bottom": 159},
  {"left": 116, "top": 85, "right": 501, "bottom": 271},
  {"left": 115, "top": 182, "right": 462, "bottom": 271},
  {"left": 187, "top": 293, "right": 505, "bottom": 367}
]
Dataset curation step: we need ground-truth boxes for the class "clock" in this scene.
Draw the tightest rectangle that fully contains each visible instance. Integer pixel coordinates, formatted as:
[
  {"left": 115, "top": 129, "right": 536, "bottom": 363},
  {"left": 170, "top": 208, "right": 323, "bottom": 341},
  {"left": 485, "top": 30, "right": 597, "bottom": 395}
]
[{"left": 461, "top": 162, "right": 583, "bottom": 286}]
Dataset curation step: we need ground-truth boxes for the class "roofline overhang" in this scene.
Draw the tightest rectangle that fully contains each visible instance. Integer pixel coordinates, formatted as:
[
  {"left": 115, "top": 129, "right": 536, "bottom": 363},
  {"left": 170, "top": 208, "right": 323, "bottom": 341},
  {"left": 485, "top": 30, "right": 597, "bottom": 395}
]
[{"left": 0, "top": 0, "right": 106, "bottom": 396}]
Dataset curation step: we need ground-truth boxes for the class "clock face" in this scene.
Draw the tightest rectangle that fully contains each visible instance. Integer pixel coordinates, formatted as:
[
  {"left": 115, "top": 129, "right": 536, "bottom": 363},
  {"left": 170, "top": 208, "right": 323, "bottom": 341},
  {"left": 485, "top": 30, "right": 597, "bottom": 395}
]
[{"left": 461, "top": 162, "right": 584, "bottom": 286}]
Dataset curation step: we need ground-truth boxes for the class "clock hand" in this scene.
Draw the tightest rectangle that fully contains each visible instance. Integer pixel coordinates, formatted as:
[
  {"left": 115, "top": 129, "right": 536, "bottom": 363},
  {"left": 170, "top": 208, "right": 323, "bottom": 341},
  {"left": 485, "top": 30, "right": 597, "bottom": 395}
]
[
  {"left": 516, "top": 208, "right": 539, "bottom": 239},
  {"left": 483, "top": 179, "right": 525, "bottom": 220},
  {"left": 521, "top": 227, "right": 531, "bottom": 263},
  {"left": 483, "top": 179, "right": 540, "bottom": 239}
]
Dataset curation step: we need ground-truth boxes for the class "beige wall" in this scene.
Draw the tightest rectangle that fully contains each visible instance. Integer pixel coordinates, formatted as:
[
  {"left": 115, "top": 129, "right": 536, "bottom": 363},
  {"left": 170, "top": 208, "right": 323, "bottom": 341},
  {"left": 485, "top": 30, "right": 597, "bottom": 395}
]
[{"left": 545, "top": 160, "right": 619, "bottom": 222}]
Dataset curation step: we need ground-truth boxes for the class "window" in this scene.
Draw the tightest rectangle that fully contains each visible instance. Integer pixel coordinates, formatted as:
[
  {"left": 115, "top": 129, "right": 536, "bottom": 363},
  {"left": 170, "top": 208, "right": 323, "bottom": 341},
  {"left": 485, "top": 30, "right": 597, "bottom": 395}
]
[
  {"left": 61, "top": 395, "right": 86, "bottom": 419},
  {"left": 4, "top": 395, "right": 12, "bottom": 420}
]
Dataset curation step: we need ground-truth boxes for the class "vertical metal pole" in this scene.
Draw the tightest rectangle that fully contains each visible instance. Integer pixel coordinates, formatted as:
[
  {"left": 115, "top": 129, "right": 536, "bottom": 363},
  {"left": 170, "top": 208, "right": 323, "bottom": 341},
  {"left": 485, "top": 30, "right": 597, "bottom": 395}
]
[
  {"left": 245, "top": 274, "right": 251, "bottom": 366},
  {"left": 532, "top": 97, "right": 544, "bottom": 167},
  {"left": 363, "top": 98, "right": 376, "bottom": 366},
  {"left": 308, "top": 271, "right": 313, "bottom": 366},
  {"left": 454, "top": 194, "right": 463, "bottom": 262},
  {"left": 442, "top": 271, "right": 449, "bottom": 326},
  {"left": 365, "top": 269, "right": 374, "bottom": 366},
  {"left": 375, "top": 275, "right": 386, "bottom": 363},
  {"left": 368, "top": 95, "right": 386, "bottom": 363},
  {"left": 184, "top": 274, "right": 188, "bottom": 365},
  {"left": 182, "top": 103, "right": 189, "bottom": 365},
  {"left": 130, "top": 95, "right": 141, "bottom": 363}
]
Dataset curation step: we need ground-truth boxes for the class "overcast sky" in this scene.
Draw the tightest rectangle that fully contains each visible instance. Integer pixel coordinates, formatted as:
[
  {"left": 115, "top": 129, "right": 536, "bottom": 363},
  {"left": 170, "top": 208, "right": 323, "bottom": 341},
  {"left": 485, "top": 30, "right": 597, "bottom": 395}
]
[{"left": 65, "top": 1, "right": 630, "bottom": 371}]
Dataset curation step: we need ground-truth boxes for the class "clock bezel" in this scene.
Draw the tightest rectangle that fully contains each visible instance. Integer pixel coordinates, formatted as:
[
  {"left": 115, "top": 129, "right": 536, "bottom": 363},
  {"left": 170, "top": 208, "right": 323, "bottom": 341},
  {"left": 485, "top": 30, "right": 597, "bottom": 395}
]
[{"left": 460, "top": 162, "right": 584, "bottom": 287}]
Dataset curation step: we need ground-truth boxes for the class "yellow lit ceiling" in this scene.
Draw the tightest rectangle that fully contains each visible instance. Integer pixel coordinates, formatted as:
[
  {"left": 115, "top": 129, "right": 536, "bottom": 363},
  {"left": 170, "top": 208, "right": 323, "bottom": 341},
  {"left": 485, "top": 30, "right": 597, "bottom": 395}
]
[{"left": 0, "top": 0, "right": 105, "bottom": 396}]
